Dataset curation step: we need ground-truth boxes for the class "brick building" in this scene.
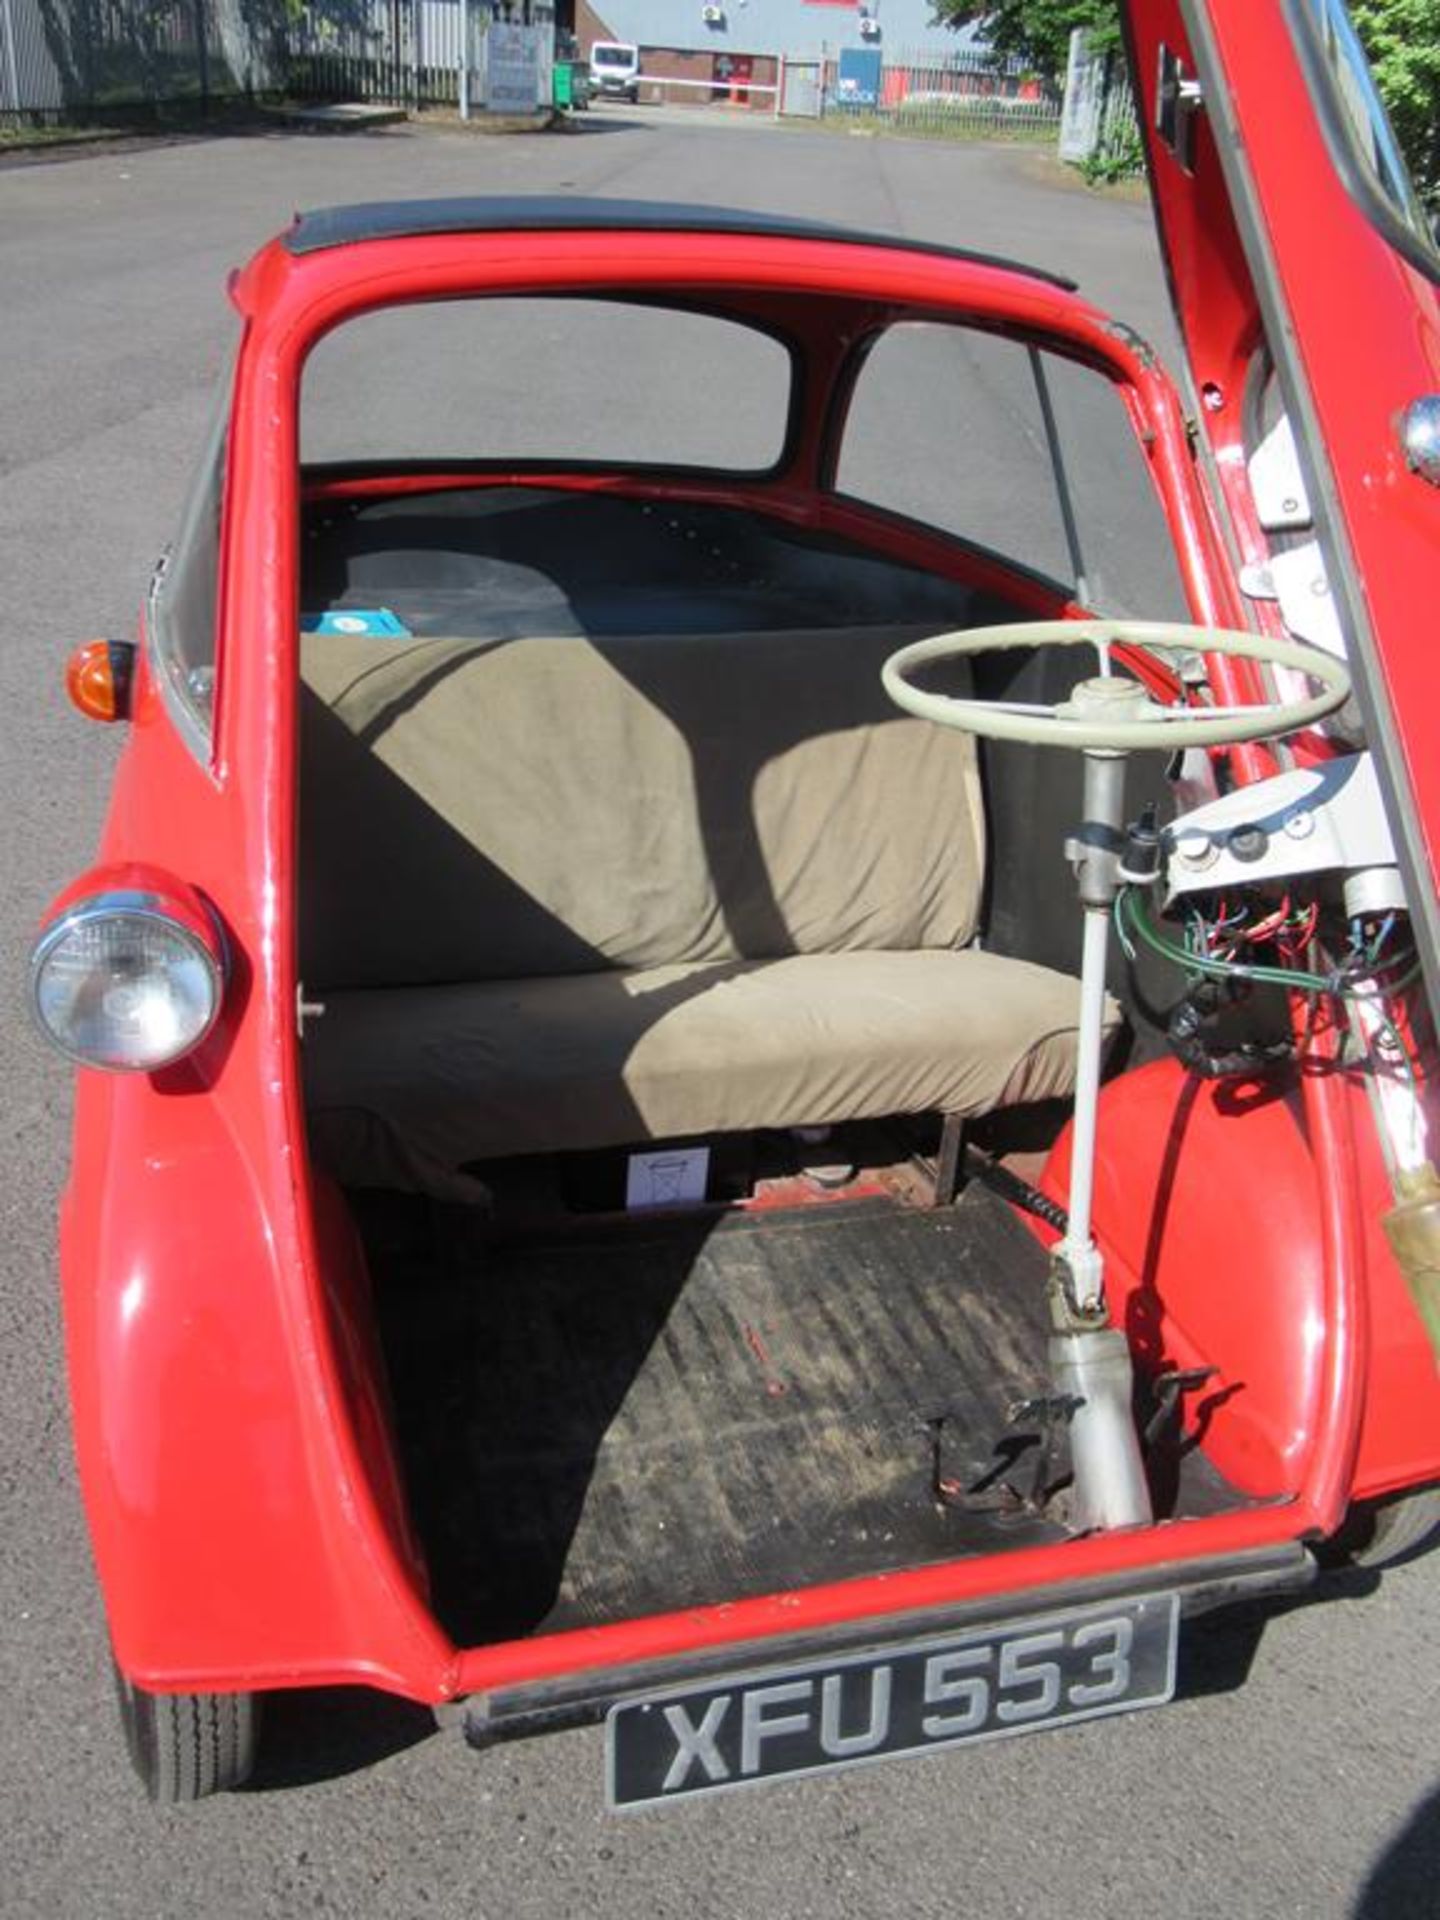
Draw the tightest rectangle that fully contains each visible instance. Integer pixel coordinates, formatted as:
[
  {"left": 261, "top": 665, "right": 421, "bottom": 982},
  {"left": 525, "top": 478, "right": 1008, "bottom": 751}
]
[{"left": 573, "top": 0, "right": 994, "bottom": 111}]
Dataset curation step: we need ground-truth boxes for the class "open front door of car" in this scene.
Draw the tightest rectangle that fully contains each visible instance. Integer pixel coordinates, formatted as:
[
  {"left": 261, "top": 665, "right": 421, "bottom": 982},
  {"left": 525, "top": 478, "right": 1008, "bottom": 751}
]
[{"left": 1121, "top": 0, "right": 1440, "bottom": 1001}]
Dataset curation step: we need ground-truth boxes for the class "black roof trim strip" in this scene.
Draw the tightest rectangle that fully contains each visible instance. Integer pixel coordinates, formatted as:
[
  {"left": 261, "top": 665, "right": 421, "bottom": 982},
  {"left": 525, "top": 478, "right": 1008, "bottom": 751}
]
[{"left": 282, "top": 197, "right": 1078, "bottom": 291}]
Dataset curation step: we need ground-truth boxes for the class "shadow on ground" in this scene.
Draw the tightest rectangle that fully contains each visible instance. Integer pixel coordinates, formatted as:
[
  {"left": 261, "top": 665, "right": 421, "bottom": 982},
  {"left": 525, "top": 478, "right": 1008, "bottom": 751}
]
[
  {"left": 1175, "top": 1564, "right": 1380, "bottom": 1703},
  {"left": 0, "top": 114, "right": 413, "bottom": 169},
  {"left": 1354, "top": 1786, "right": 1440, "bottom": 1920},
  {"left": 0, "top": 101, "right": 649, "bottom": 171},
  {"left": 239, "top": 1564, "right": 1399, "bottom": 1793},
  {"left": 244, "top": 1686, "right": 437, "bottom": 1792}
]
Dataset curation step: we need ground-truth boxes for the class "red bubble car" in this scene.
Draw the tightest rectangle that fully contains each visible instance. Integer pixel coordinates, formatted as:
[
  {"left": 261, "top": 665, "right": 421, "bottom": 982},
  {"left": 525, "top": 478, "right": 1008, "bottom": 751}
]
[{"left": 30, "top": 1, "right": 1440, "bottom": 1803}]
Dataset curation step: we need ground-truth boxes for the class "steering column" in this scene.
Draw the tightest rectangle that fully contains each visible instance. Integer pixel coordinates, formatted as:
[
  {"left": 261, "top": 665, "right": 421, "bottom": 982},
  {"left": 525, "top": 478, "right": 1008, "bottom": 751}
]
[{"left": 882, "top": 620, "right": 1352, "bottom": 1534}]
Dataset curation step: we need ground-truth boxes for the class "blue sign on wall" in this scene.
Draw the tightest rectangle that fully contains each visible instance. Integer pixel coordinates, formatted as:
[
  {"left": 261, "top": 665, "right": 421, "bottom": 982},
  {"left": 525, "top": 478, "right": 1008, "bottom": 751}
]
[{"left": 836, "top": 46, "right": 882, "bottom": 108}]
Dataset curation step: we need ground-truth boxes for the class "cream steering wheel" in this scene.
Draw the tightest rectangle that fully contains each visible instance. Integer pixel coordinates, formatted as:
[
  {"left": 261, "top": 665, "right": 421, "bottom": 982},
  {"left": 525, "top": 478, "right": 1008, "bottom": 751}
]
[{"left": 882, "top": 619, "right": 1351, "bottom": 749}]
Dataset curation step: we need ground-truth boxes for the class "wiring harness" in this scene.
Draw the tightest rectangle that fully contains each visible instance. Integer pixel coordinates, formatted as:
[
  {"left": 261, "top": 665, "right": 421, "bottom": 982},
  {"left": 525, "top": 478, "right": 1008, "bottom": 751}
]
[{"left": 1115, "top": 882, "right": 1422, "bottom": 1087}]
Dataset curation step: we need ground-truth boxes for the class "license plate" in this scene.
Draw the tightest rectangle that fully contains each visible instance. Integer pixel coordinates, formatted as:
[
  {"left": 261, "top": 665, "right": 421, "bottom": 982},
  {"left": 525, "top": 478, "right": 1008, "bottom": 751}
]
[{"left": 606, "top": 1592, "right": 1178, "bottom": 1808}]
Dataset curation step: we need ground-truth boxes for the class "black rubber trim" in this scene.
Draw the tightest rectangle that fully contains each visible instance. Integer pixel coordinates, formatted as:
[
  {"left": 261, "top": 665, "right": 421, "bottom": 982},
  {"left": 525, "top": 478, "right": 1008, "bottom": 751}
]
[
  {"left": 281, "top": 197, "right": 1078, "bottom": 290},
  {"left": 458, "top": 1540, "right": 1315, "bottom": 1743}
]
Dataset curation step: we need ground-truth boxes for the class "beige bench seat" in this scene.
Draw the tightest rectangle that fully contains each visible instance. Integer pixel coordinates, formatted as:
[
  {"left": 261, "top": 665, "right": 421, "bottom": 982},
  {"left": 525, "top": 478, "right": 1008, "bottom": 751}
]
[
  {"left": 299, "top": 623, "right": 1110, "bottom": 1196},
  {"left": 304, "top": 949, "right": 1094, "bottom": 1198}
]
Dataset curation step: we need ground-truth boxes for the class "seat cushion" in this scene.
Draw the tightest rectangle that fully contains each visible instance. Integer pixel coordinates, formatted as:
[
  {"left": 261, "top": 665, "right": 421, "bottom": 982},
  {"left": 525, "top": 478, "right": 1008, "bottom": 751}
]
[
  {"left": 299, "top": 626, "right": 984, "bottom": 988},
  {"left": 304, "top": 948, "right": 1112, "bottom": 1197}
]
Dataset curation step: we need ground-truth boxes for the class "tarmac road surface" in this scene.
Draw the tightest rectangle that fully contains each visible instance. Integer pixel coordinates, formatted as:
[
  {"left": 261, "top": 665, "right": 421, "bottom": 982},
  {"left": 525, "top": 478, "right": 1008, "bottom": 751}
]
[{"left": 2, "top": 109, "right": 1437, "bottom": 1920}]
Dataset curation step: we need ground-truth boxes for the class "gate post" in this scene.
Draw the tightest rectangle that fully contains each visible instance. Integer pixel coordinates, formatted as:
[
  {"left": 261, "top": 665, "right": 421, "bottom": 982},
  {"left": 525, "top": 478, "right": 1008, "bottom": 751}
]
[{"left": 195, "top": 0, "right": 210, "bottom": 113}]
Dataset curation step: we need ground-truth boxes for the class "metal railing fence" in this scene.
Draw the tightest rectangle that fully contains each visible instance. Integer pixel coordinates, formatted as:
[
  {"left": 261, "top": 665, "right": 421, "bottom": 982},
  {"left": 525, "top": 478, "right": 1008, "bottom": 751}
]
[
  {"left": 1, "top": 1, "right": 1072, "bottom": 132},
  {"left": 882, "top": 89, "right": 1061, "bottom": 139},
  {"left": 0, "top": 0, "right": 285, "bottom": 122},
  {"left": 284, "top": 0, "right": 556, "bottom": 110}
]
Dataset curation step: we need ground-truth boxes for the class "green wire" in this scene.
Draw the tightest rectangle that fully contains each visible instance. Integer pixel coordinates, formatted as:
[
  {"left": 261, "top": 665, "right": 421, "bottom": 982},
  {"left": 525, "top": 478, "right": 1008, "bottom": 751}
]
[
  {"left": 1116, "top": 887, "right": 1337, "bottom": 994},
  {"left": 1115, "top": 888, "right": 1424, "bottom": 1101},
  {"left": 1115, "top": 887, "right": 1421, "bottom": 1000}
]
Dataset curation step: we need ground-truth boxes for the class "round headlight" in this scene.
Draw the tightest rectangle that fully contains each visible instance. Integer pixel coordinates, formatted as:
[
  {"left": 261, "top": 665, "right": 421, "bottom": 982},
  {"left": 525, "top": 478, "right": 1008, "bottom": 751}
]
[{"left": 29, "top": 892, "right": 223, "bottom": 1072}]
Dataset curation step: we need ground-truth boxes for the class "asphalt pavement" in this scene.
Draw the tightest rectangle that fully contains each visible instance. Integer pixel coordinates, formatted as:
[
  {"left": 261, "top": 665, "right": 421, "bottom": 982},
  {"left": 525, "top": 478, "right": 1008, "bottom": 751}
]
[{"left": 1, "top": 108, "right": 1437, "bottom": 1920}]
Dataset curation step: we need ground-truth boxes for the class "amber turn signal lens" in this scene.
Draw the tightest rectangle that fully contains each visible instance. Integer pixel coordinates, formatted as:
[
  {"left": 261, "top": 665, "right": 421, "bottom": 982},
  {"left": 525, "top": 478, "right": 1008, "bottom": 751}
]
[{"left": 66, "top": 640, "right": 135, "bottom": 723}]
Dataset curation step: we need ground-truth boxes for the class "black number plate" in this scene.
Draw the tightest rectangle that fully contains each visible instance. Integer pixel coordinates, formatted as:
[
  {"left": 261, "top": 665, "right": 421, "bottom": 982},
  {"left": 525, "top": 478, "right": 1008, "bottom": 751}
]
[{"left": 606, "top": 1592, "right": 1178, "bottom": 1808}]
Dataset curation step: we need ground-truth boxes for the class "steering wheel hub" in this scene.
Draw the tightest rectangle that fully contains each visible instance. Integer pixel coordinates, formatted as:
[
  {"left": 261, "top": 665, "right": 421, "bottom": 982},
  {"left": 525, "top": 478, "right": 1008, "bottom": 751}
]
[
  {"left": 1057, "top": 676, "right": 1159, "bottom": 729},
  {"left": 882, "top": 619, "right": 1352, "bottom": 750}
]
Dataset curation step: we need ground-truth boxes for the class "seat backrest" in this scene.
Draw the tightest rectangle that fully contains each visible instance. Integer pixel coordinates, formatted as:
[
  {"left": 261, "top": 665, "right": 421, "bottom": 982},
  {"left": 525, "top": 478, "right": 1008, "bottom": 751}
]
[{"left": 299, "top": 626, "right": 985, "bottom": 989}]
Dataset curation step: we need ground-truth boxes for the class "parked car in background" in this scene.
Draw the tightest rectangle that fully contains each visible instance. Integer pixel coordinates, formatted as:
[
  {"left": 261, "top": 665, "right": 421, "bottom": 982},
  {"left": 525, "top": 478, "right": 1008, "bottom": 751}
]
[
  {"left": 588, "top": 39, "right": 640, "bottom": 102},
  {"left": 28, "top": 0, "right": 1440, "bottom": 1807}
]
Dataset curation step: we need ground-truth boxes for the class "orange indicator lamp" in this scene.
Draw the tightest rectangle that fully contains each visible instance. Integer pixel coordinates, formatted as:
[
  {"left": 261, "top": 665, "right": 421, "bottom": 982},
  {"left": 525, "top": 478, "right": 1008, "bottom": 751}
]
[{"left": 66, "top": 640, "right": 135, "bottom": 723}]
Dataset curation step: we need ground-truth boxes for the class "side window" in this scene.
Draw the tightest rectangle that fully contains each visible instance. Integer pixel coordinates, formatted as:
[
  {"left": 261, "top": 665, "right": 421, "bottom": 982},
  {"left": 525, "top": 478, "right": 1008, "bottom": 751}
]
[
  {"left": 148, "top": 387, "right": 228, "bottom": 761},
  {"left": 833, "top": 321, "right": 1189, "bottom": 618},
  {"left": 1039, "top": 349, "right": 1190, "bottom": 618},
  {"left": 1297, "top": 0, "right": 1438, "bottom": 273},
  {"left": 836, "top": 324, "right": 1073, "bottom": 582}
]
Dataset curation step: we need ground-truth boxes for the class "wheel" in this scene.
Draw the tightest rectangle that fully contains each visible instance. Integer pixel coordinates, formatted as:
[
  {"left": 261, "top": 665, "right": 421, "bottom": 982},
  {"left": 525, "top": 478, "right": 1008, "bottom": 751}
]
[
  {"left": 881, "top": 618, "right": 1352, "bottom": 749},
  {"left": 1322, "top": 1487, "right": 1440, "bottom": 1571},
  {"left": 114, "top": 1662, "right": 260, "bottom": 1802}
]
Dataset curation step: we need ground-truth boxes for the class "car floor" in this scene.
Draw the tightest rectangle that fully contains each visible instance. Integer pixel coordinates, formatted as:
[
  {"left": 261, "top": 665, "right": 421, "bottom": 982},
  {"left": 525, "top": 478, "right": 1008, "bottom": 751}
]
[{"left": 356, "top": 1180, "right": 1243, "bottom": 1646}]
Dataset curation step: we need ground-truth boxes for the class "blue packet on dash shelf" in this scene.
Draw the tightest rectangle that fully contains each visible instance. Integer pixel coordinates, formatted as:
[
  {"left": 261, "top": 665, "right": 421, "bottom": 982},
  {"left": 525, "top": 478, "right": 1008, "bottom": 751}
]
[{"left": 300, "top": 608, "right": 412, "bottom": 638}]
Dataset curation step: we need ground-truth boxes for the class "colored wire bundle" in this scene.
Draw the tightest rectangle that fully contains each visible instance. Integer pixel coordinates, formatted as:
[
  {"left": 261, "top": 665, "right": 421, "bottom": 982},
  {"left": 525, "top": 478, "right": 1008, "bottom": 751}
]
[
  {"left": 1116, "top": 884, "right": 1423, "bottom": 1094},
  {"left": 1115, "top": 887, "right": 1420, "bottom": 1002}
]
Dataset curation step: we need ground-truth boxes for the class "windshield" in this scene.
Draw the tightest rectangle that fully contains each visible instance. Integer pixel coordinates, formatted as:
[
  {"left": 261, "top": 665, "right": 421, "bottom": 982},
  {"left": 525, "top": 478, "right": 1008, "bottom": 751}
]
[
  {"left": 148, "top": 361, "right": 233, "bottom": 764},
  {"left": 593, "top": 47, "right": 634, "bottom": 68}
]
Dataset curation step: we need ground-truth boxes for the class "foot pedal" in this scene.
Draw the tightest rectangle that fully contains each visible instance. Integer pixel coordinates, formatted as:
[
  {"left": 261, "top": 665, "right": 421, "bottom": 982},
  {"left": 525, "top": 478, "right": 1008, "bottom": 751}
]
[
  {"left": 929, "top": 1395, "right": 1080, "bottom": 1519},
  {"left": 1143, "top": 1367, "right": 1219, "bottom": 1448}
]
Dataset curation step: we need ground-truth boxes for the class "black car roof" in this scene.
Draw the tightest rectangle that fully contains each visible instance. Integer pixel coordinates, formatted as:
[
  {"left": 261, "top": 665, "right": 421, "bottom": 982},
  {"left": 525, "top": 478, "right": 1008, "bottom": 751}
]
[{"left": 283, "top": 197, "right": 1077, "bottom": 291}]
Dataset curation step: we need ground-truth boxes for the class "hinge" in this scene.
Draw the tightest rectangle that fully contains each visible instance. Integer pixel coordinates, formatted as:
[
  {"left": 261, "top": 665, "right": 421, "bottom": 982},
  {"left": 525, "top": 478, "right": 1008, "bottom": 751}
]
[{"left": 1156, "top": 45, "right": 1202, "bottom": 173}]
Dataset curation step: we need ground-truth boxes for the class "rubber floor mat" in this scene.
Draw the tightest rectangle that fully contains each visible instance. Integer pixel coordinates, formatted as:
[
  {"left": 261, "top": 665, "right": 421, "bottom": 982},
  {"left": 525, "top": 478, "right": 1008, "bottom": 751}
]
[{"left": 369, "top": 1187, "right": 1097, "bottom": 1644}]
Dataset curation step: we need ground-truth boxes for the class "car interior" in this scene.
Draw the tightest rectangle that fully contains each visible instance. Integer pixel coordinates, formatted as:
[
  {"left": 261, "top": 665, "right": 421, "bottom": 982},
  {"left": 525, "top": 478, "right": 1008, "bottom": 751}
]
[{"left": 289, "top": 292, "right": 1275, "bottom": 1646}]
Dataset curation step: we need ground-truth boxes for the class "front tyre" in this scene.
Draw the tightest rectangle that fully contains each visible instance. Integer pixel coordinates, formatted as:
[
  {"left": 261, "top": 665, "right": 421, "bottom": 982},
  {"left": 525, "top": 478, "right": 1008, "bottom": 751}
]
[
  {"left": 114, "top": 1662, "right": 260, "bottom": 1801},
  {"left": 1322, "top": 1487, "right": 1440, "bottom": 1571}
]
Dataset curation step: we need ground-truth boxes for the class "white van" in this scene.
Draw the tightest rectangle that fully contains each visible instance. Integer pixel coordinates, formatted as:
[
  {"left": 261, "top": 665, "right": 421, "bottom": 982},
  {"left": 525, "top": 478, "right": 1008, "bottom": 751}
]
[{"left": 588, "top": 40, "right": 640, "bottom": 102}]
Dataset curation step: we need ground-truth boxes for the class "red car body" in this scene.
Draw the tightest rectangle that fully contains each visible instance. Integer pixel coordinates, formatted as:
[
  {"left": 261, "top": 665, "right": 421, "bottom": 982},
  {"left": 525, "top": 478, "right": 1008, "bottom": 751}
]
[{"left": 35, "top": 0, "right": 1440, "bottom": 1797}]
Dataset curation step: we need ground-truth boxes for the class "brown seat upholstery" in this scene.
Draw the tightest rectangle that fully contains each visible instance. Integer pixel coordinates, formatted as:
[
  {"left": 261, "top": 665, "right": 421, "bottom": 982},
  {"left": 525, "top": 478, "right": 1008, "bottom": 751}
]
[{"left": 298, "top": 625, "right": 1106, "bottom": 1195}]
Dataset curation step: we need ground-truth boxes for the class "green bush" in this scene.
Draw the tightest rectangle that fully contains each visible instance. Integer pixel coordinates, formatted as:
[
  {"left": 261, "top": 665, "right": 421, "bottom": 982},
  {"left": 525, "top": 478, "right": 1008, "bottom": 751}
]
[{"left": 1078, "top": 118, "right": 1144, "bottom": 184}]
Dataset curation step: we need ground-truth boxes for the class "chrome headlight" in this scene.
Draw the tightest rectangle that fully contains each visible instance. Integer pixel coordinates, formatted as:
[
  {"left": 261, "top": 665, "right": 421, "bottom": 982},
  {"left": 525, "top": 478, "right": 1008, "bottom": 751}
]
[{"left": 30, "top": 890, "right": 224, "bottom": 1072}]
